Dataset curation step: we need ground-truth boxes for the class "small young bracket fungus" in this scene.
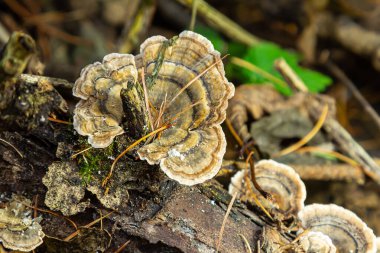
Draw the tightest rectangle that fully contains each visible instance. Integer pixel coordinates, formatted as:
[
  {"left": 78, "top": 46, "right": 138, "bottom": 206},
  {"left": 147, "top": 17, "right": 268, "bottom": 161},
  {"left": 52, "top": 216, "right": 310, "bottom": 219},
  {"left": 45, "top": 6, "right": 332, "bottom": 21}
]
[
  {"left": 73, "top": 53, "right": 137, "bottom": 148},
  {"left": 229, "top": 160, "right": 306, "bottom": 216},
  {"left": 298, "top": 231, "right": 337, "bottom": 253},
  {"left": 136, "top": 31, "right": 234, "bottom": 185},
  {"left": 228, "top": 169, "right": 247, "bottom": 199},
  {"left": 298, "top": 204, "right": 377, "bottom": 253},
  {"left": 0, "top": 196, "right": 45, "bottom": 252}
]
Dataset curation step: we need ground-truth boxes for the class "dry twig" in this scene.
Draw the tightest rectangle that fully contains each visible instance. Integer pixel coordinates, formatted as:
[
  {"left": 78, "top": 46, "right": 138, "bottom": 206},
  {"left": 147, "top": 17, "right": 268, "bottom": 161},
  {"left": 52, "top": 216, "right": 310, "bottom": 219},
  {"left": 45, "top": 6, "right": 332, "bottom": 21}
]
[
  {"left": 323, "top": 59, "right": 380, "bottom": 131},
  {"left": 274, "top": 58, "right": 308, "bottom": 92},
  {"left": 231, "top": 57, "right": 289, "bottom": 90},
  {"left": 102, "top": 124, "right": 170, "bottom": 187},
  {"left": 175, "top": 0, "right": 261, "bottom": 46}
]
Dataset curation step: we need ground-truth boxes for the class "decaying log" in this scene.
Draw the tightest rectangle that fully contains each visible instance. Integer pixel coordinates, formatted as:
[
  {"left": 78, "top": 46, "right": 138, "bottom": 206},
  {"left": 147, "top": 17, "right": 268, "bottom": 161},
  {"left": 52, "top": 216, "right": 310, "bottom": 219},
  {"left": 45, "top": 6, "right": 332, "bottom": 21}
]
[
  {"left": 114, "top": 184, "right": 263, "bottom": 253},
  {"left": 0, "top": 128, "right": 269, "bottom": 252}
]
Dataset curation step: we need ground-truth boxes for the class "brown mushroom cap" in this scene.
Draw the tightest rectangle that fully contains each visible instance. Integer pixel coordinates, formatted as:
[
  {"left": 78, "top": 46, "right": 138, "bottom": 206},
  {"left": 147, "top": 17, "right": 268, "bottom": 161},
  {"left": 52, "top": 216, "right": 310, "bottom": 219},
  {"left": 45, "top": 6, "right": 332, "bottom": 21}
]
[
  {"left": 137, "top": 31, "right": 234, "bottom": 185},
  {"left": 136, "top": 31, "right": 234, "bottom": 129},
  {"left": 138, "top": 126, "right": 226, "bottom": 185},
  {"left": 73, "top": 53, "right": 137, "bottom": 148},
  {"left": 298, "top": 204, "right": 377, "bottom": 253},
  {"left": 298, "top": 231, "right": 337, "bottom": 253},
  {"left": 254, "top": 160, "right": 306, "bottom": 214},
  {"left": 229, "top": 160, "right": 306, "bottom": 215},
  {"left": 0, "top": 196, "right": 45, "bottom": 252}
]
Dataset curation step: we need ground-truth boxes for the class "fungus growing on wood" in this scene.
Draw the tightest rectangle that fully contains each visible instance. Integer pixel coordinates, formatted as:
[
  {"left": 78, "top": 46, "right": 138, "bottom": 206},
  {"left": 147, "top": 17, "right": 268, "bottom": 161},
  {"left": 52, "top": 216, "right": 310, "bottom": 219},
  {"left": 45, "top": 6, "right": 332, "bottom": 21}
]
[
  {"left": 298, "top": 231, "right": 337, "bottom": 253},
  {"left": 229, "top": 160, "right": 306, "bottom": 216},
  {"left": 0, "top": 196, "right": 45, "bottom": 252},
  {"left": 298, "top": 204, "right": 377, "bottom": 253},
  {"left": 73, "top": 31, "right": 234, "bottom": 185},
  {"left": 73, "top": 53, "right": 137, "bottom": 148},
  {"left": 136, "top": 31, "right": 234, "bottom": 185}
]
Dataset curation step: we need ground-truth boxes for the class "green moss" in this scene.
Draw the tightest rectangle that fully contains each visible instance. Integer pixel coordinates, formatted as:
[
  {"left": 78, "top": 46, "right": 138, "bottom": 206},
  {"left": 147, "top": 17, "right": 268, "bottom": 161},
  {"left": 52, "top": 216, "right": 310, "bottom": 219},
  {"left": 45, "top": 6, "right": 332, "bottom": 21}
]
[{"left": 77, "top": 142, "right": 115, "bottom": 184}]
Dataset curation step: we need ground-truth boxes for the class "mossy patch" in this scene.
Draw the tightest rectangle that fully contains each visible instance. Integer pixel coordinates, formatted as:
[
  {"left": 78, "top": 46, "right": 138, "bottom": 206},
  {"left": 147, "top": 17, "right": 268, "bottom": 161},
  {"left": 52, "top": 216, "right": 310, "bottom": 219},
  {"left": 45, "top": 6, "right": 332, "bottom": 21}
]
[{"left": 77, "top": 142, "right": 116, "bottom": 184}]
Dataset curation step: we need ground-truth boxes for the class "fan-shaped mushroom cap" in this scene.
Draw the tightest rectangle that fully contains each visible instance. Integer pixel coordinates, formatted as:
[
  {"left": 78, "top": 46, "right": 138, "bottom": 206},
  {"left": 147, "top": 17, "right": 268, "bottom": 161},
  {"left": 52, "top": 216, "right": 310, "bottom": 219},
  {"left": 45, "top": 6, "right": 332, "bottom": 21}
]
[
  {"left": 73, "top": 53, "right": 137, "bottom": 148},
  {"left": 255, "top": 160, "right": 306, "bottom": 214},
  {"left": 298, "top": 204, "right": 377, "bottom": 253},
  {"left": 229, "top": 160, "right": 306, "bottom": 215},
  {"left": 137, "top": 31, "right": 234, "bottom": 185},
  {"left": 136, "top": 31, "right": 234, "bottom": 129},
  {"left": 0, "top": 196, "right": 45, "bottom": 252},
  {"left": 298, "top": 231, "right": 337, "bottom": 253},
  {"left": 138, "top": 126, "right": 225, "bottom": 185}
]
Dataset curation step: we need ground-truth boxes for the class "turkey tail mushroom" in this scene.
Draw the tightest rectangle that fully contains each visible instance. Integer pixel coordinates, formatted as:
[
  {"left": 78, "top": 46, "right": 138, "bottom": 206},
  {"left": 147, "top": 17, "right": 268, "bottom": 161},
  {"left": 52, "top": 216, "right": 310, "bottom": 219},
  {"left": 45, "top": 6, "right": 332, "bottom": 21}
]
[{"left": 298, "top": 204, "right": 377, "bottom": 253}]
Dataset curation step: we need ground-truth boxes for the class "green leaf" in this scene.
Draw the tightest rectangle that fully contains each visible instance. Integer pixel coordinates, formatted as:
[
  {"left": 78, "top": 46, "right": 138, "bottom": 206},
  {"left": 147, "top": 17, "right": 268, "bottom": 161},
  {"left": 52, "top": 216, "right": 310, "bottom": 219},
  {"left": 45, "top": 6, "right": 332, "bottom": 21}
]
[
  {"left": 295, "top": 67, "right": 332, "bottom": 93},
  {"left": 194, "top": 27, "right": 332, "bottom": 95},
  {"left": 237, "top": 42, "right": 332, "bottom": 94}
]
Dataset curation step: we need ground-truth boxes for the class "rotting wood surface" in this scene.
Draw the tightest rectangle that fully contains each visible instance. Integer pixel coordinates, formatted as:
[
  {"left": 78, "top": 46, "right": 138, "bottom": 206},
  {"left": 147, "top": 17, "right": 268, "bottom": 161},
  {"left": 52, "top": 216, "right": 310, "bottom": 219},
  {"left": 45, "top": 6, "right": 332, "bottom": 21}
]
[
  {"left": 0, "top": 130, "right": 265, "bottom": 252},
  {"left": 114, "top": 185, "right": 262, "bottom": 253}
]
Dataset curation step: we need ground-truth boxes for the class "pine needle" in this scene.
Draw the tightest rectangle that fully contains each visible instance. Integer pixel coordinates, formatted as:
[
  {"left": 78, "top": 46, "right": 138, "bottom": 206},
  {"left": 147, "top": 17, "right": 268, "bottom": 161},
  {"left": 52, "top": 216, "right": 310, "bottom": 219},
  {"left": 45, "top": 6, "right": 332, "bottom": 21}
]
[
  {"left": 164, "top": 100, "right": 202, "bottom": 127},
  {"left": 297, "top": 146, "right": 360, "bottom": 167},
  {"left": 71, "top": 147, "right": 92, "bottom": 159},
  {"left": 273, "top": 104, "right": 329, "bottom": 157},
  {"left": 216, "top": 191, "right": 238, "bottom": 251},
  {"left": 231, "top": 57, "right": 289, "bottom": 89},
  {"left": 48, "top": 117, "right": 72, "bottom": 125},
  {"left": 189, "top": 0, "right": 199, "bottom": 31},
  {"left": 244, "top": 168, "right": 273, "bottom": 221},
  {"left": 225, "top": 118, "right": 244, "bottom": 147},
  {"left": 113, "top": 239, "right": 131, "bottom": 253},
  {"left": 0, "top": 138, "right": 23, "bottom": 158},
  {"left": 239, "top": 234, "right": 252, "bottom": 253},
  {"left": 63, "top": 210, "right": 115, "bottom": 241},
  {"left": 18, "top": 201, "right": 78, "bottom": 230},
  {"left": 168, "top": 55, "right": 228, "bottom": 107},
  {"left": 102, "top": 124, "right": 170, "bottom": 187}
]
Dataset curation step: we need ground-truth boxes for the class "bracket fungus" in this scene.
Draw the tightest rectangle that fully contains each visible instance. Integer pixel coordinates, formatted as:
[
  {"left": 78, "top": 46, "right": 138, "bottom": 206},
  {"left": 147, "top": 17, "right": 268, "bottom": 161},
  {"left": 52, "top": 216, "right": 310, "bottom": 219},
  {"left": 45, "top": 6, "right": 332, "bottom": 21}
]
[
  {"left": 298, "top": 231, "right": 337, "bottom": 253},
  {"left": 229, "top": 160, "right": 306, "bottom": 216},
  {"left": 0, "top": 196, "right": 45, "bottom": 252},
  {"left": 73, "top": 31, "right": 234, "bottom": 185},
  {"left": 73, "top": 53, "right": 138, "bottom": 148},
  {"left": 135, "top": 31, "right": 234, "bottom": 185},
  {"left": 298, "top": 204, "right": 377, "bottom": 253}
]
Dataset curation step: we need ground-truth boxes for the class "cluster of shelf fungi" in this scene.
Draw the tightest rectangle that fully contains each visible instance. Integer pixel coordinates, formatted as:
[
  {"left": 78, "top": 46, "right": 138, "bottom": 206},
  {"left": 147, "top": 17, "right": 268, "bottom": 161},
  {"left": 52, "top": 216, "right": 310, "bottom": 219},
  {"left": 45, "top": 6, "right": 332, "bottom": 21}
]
[{"left": 0, "top": 31, "right": 379, "bottom": 252}]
